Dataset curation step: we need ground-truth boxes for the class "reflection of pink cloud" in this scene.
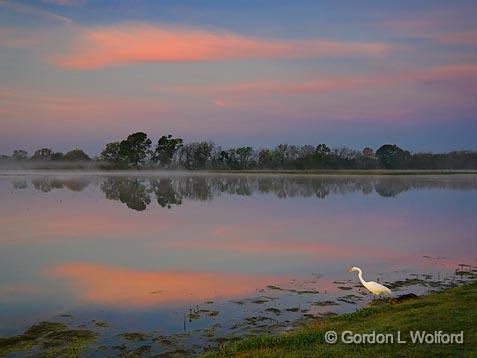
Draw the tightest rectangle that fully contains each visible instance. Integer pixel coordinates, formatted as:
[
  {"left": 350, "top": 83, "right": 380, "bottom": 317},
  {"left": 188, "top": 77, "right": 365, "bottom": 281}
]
[
  {"left": 49, "top": 23, "right": 391, "bottom": 69},
  {"left": 43, "top": 215, "right": 171, "bottom": 238},
  {"left": 166, "top": 236, "right": 408, "bottom": 263},
  {"left": 0, "top": 203, "right": 173, "bottom": 245},
  {"left": 166, "top": 215, "right": 415, "bottom": 262},
  {"left": 0, "top": 284, "right": 39, "bottom": 298},
  {"left": 49, "top": 262, "right": 279, "bottom": 307}
]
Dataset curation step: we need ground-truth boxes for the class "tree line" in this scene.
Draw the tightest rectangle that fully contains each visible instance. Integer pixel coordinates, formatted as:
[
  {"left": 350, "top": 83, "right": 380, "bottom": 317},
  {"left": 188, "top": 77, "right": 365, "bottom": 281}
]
[{"left": 2, "top": 131, "right": 477, "bottom": 170}]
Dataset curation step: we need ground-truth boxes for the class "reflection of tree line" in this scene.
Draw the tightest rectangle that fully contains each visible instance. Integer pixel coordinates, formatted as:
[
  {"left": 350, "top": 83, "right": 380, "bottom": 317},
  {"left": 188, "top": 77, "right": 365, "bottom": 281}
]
[
  {"left": 100, "top": 177, "right": 182, "bottom": 211},
  {"left": 29, "top": 178, "right": 91, "bottom": 192},
  {"left": 15, "top": 175, "right": 477, "bottom": 211}
]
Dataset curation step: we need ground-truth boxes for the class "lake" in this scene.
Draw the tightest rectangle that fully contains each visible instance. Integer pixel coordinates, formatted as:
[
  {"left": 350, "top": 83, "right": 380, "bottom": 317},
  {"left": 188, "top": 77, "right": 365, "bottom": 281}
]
[{"left": 1, "top": 172, "right": 476, "bottom": 356}]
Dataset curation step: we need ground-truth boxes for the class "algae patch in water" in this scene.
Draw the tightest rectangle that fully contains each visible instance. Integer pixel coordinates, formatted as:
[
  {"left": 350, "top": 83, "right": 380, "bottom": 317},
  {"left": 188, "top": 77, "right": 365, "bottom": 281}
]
[
  {"left": 92, "top": 320, "right": 109, "bottom": 328},
  {"left": 265, "top": 308, "right": 282, "bottom": 315},
  {"left": 0, "top": 321, "right": 97, "bottom": 356},
  {"left": 311, "top": 300, "right": 339, "bottom": 306},
  {"left": 118, "top": 332, "right": 149, "bottom": 341}
]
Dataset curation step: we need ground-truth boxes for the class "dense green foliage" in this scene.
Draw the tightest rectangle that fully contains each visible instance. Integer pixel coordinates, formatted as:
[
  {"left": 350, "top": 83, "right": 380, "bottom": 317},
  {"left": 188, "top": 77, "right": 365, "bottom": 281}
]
[{"left": 3, "top": 132, "right": 477, "bottom": 169}]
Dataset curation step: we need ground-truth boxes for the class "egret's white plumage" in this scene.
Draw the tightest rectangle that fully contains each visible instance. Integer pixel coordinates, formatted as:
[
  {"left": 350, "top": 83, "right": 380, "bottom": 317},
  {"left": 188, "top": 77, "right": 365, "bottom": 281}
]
[{"left": 347, "top": 266, "right": 391, "bottom": 296}]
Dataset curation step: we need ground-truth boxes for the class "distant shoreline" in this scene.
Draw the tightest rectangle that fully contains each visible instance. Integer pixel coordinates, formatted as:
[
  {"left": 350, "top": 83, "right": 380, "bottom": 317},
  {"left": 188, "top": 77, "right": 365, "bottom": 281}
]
[{"left": 1, "top": 169, "right": 477, "bottom": 176}]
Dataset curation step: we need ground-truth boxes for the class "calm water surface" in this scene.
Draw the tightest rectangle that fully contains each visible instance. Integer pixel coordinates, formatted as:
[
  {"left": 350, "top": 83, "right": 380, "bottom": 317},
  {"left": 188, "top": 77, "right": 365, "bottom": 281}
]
[{"left": 1, "top": 172, "right": 476, "bottom": 355}]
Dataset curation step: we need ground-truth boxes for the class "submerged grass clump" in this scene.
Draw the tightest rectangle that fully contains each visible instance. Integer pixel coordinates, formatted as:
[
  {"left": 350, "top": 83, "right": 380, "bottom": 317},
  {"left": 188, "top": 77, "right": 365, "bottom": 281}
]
[
  {"left": 311, "top": 300, "right": 339, "bottom": 307},
  {"left": 0, "top": 321, "right": 97, "bottom": 357},
  {"left": 118, "top": 332, "right": 149, "bottom": 342}
]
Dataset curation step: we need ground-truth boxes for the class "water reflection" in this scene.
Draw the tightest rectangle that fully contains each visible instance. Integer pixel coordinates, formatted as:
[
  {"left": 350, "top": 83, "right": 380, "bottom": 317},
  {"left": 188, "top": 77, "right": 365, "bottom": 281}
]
[
  {"left": 31, "top": 177, "right": 90, "bottom": 192},
  {"left": 49, "top": 262, "right": 277, "bottom": 307},
  {"left": 16, "top": 174, "right": 477, "bottom": 211},
  {"left": 101, "top": 177, "right": 151, "bottom": 211},
  {"left": 0, "top": 173, "right": 476, "bottom": 355}
]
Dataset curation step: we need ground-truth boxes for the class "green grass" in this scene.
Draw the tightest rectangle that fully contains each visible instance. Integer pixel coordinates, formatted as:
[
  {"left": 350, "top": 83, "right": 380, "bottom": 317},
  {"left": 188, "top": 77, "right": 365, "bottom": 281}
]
[{"left": 202, "top": 281, "right": 477, "bottom": 357}]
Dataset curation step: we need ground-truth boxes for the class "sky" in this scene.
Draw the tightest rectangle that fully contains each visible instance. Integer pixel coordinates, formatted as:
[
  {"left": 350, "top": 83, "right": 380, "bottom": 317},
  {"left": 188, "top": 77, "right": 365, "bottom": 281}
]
[{"left": 0, "top": 0, "right": 476, "bottom": 155}]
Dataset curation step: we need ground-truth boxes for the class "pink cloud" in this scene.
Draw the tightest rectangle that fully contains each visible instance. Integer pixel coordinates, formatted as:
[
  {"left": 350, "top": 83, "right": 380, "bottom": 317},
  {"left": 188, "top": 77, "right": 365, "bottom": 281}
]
[
  {"left": 431, "top": 31, "right": 477, "bottom": 45},
  {"left": 49, "top": 23, "right": 391, "bottom": 69},
  {"left": 156, "top": 63, "right": 477, "bottom": 97},
  {"left": 0, "top": 0, "right": 72, "bottom": 24},
  {"left": 42, "top": 0, "right": 84, "bottom": 6},
  {"left": 385, "top": 10, "right": 477, "bottom": 45},
  {"left": 0, "top": 87, "right": 168, "bottom": 135},
  {"left": 0, "top": 28, "right": 37, "bottom": 48}
]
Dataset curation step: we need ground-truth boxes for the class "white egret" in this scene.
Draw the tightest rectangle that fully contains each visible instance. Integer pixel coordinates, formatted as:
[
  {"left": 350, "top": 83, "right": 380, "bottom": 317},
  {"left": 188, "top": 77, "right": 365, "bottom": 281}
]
[{"left": 347, "top": 266, "right": 391, "bottom": 297}]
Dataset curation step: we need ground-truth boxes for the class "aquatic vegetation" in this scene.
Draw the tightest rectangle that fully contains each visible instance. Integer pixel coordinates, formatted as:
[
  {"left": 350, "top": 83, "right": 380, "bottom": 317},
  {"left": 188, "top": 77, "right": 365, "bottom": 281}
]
[
  {"left": 285, "top": 307, "right": 300, "bottom": 312},
  {"left": 113, "top": 343, "right": 152, "bottom": 357},
  {"left": 118, "top": 332, "right": 149, "bottom": 341},
  {"left": 92, "top": 320, "right": 109, "bottom": 328},
  {"left": 337, "top": 294, "right": 363, "bottom": 304},
  {"left": 189, "top": 312, "right": 201, "bottom": 320},
  {"left": 207, "top": 310, "right": 220, "bottom": 317},
  {"left": 265, "top": 307, "right": 282, "bottom": 315},
  {"left": 311, "top": 300, "right": 338, "bottom": 306},
  {"left": 0, "top": 321, "right": 97, "bottom": 357},
  {"left": 249, "top": 298, "right": 269, "bottom": 304}
]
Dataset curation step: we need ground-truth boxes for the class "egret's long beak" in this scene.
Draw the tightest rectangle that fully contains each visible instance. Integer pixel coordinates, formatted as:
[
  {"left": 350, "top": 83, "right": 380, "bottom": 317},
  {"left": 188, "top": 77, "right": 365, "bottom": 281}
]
[{"left": 346, "top": 267, "right": 353, "bottom": 272}]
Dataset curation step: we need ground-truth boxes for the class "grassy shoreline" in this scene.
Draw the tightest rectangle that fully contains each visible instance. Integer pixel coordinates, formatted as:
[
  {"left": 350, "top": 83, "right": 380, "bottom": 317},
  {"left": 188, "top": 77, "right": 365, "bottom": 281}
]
[{"left": 202, "top": 281, "right": 477, "bottom": 357}]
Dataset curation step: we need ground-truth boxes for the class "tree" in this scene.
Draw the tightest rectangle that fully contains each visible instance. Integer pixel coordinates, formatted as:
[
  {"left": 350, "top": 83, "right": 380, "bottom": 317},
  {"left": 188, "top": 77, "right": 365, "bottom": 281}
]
[
  {"left": 362, "top": 147, "right": 374, "bottom": 158},
  {"left": 236, "top": 147, "right": 253, "bottom": 169},
  {"left": 63, "top": 149, "right": 90, "bottom": 161},
  {"left": 100, "top": 142, "right": 122, "bottom": 163},
  {"left": 119, "top": 132, "right": 152, "bottom": 168},
  {"left": 314, "top": 143, "right": 331, "bottom": 168},
  {"left": 357, "top": 147, "right": 378, "bottom": 169},
  {"left": 179, "top": 142, "right": 214, "bottom": 169},
  {"left": 376, "top": 144, "right": 408, "bottom": 169},
  {"left": 12, "top": 149, "right": 28, "bottom": 161},
  {"left": 258, "top": 149, "right": 274, "bottom": 169},
  {"left": 50, "top": 152, "right": 64, "bottom": 161},
  {"left": 31, "top": 148, "right": 53, "bottom": 160},
  {"left": 192, "top": 142, "right": 214, "bottom": 169},
  {"left": 316, "top": 143, "right": 331, "bottom": 156},
  {"left": 219, "top": 149, "right": 240, "bottom": 169},
  {"left": 153, "top": 135, "right": 183, "bottom": 168}
]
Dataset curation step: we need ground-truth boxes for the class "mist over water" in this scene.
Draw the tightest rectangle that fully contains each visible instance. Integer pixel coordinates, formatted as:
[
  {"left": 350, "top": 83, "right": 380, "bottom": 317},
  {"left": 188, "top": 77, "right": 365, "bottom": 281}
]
[{"left": 1, "top": 173, "right": 476, "bottom": 354}]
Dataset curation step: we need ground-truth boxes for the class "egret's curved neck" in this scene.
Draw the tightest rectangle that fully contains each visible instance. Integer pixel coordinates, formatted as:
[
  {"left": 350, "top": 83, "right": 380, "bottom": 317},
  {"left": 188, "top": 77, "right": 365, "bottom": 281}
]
[{"left": 356, "top": 268, "right": 366, "bottom": 285}]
